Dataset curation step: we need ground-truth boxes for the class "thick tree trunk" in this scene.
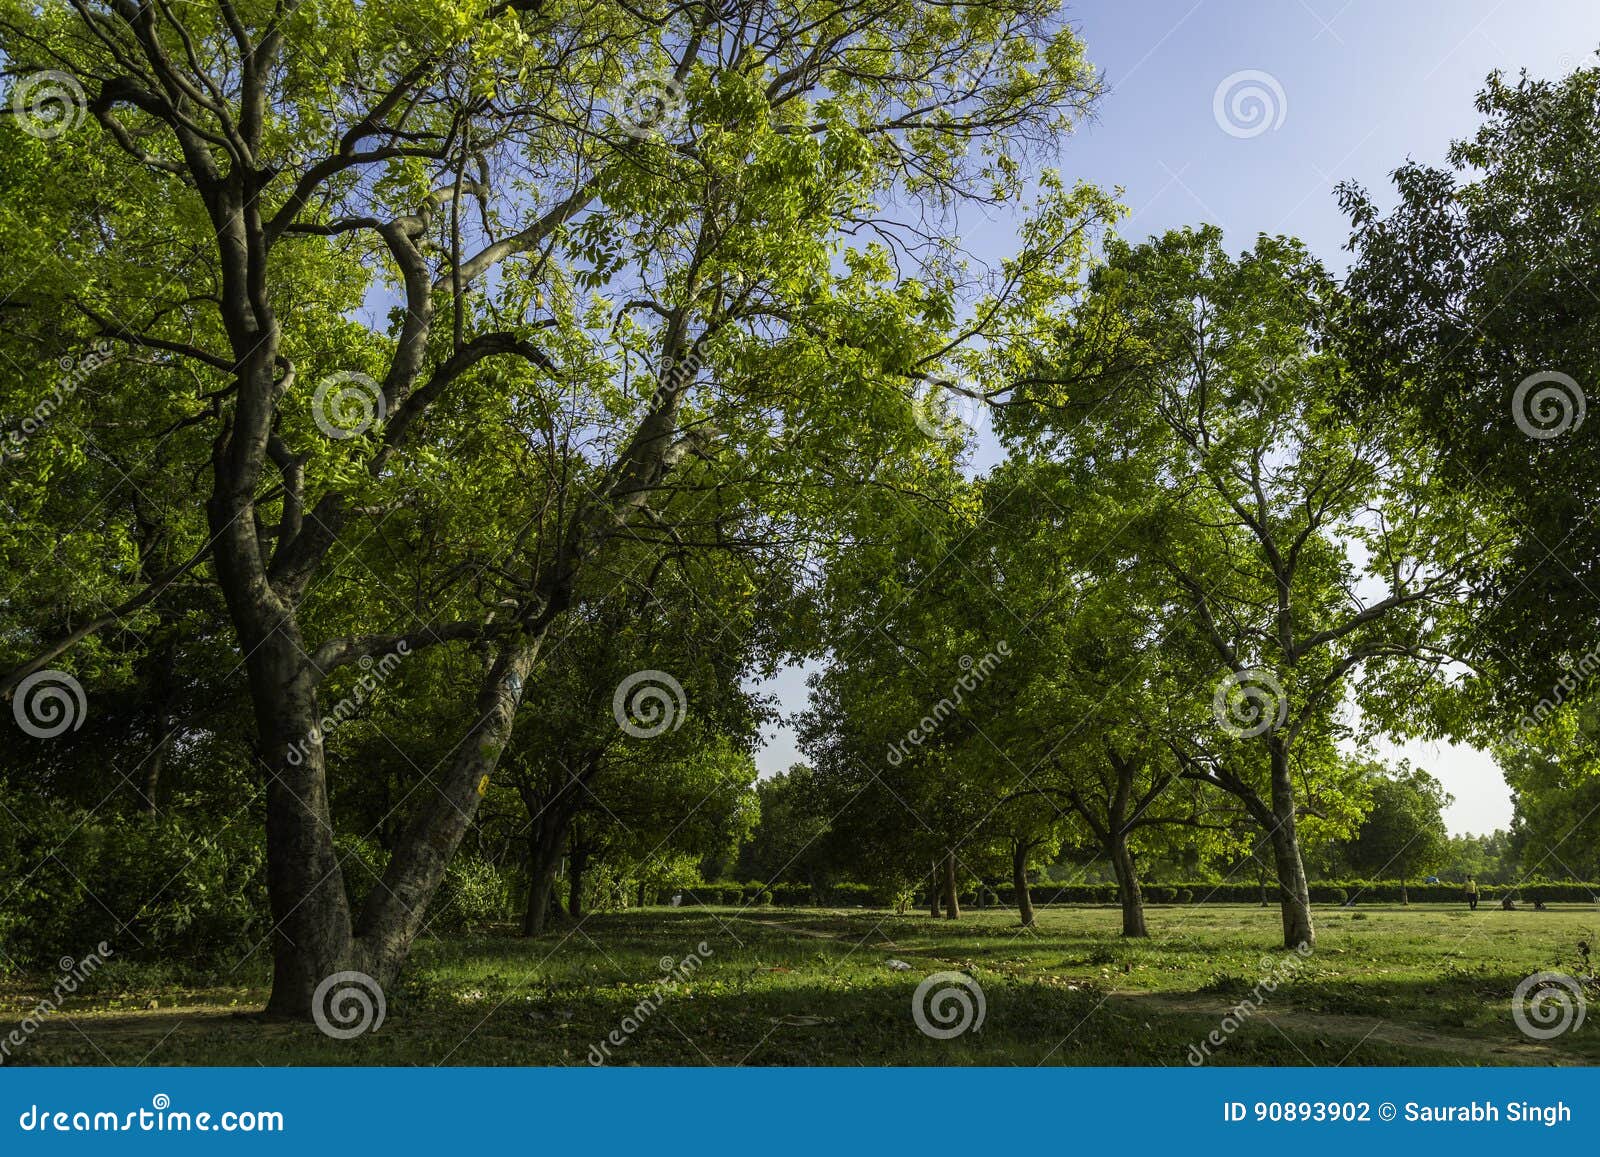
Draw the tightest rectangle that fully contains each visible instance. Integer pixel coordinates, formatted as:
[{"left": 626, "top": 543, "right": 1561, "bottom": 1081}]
[
  {"left": 245, "top": 631, "right": 356, "bottom": 1019},
  {"left": 1107, "top": 833, "right": 1148, "bottom": 937},
  {"left": 1266, "top": 746, "right": 1315, "bottom": 949},
  {"left": 1012, "top": 842, "right": 1035, "bottom": 927},
  {"left": 941, "top": 850, "right": 960, "bottom": 920}
]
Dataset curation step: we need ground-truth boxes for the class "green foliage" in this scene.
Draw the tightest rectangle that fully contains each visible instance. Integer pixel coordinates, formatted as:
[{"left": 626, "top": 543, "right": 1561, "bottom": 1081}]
[
  {"left": 1342, "top": 762, "right": 1452, "bottom": 888},
  {"left": 0, "top": 791, "right": 265, "bottom": 969},
  {"left": 1342, "top": 59, "right": 1600, "bottom": 710},
  {"left": 432, "top": 855, "right": 514, "bottom": 932}
]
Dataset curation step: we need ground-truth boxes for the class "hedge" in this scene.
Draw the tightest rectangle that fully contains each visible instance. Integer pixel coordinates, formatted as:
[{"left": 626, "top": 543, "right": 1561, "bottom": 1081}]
[
  {"left": 680, "top": 879, "right": 1600, "bottom": 909},
  {"left": 682, "top": 882, "right": 903, "bottom": 907}
]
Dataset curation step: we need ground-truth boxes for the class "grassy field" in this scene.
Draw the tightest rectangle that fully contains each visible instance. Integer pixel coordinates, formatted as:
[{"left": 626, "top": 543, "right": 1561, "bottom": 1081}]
[{"left": 3, "top": 903, "right": 1596, "bottom": 1066}]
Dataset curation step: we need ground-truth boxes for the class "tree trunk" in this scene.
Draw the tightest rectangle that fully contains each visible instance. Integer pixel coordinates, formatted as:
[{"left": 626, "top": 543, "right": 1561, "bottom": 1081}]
[
  {"left": 519, "top": 798, "right": 574, "bottom": 937},
  {"left": 1266, "top": 746, "right": 1315, "bottom": 948},
  {"left": 356, "top": 642, "right": 541, "bottom": 982},
  {"left": 568, "top": 841, "right": 587, "bottom": 918},
  {"left": 244, "top": 630, "right": 356, "bottom": 1019},
  {"left": 637, "top": 881, "right": 647, "bottom": 908},
  {"left": 929, "top": 860, "right": 941, "bottom": 918},
  {"left": 522, "top": 857, "right": 560, "bottom": 937},
  {"left": 140, "top": 638, "right": 179, "bottom": 815},
  {"left": 1399, "top": 873, "right": 1408, "bottom": 906},
  {"left": 1107, "top": 833, "right": 1148, "bottom": 937},
  {"left": 941, "top": 850, "right": 960, "bottom": 920},
  {"left": 1012, "top": 842, "right": 1035, "bottom": 927}
]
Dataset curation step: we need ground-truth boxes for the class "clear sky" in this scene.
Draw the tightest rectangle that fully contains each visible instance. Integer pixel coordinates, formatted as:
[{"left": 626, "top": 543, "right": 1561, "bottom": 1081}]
[{"left": 751, "top": 0, "right": 1600, "bottom": 836}]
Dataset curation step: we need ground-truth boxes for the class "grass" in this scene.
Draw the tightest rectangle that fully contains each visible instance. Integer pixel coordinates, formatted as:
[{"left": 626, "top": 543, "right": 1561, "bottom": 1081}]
[{"left": 2, "top": 903, "right": 1596, "bottom": 1066}]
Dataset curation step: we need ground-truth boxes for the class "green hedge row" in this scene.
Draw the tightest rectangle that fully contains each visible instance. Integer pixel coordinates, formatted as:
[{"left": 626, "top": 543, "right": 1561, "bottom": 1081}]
[
  {"left": 990, "top": 881, "right": 1600, "bottom": 905},
  {"left": 684, "top": 882, "right": 898, "bottom": 907},
  {"left": 0, "top": 792, "right": 268, "bottom": 970},
  {"left": 685, "top": 879, "right": 1600, "bottom": 909}
]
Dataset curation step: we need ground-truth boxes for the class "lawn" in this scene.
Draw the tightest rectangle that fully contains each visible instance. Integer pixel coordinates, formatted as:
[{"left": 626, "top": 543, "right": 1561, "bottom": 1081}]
[{"left": 3, "top": 903, "right": 1595, "bottom": 1067}]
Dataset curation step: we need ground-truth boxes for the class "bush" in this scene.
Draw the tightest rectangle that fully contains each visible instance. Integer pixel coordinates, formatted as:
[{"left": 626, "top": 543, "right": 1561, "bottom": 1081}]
[
  {"left": 769, "top": 883, "right": 811, "bottom": 907},
  {"left": 0, "top": 792, "right": 267, "bottom": 970},
  {"left": 433, "top": 854, "right": 513, "bottom": 930},
  {"left": 673, "top": 876, "right": 1600, "bottom": 913}
]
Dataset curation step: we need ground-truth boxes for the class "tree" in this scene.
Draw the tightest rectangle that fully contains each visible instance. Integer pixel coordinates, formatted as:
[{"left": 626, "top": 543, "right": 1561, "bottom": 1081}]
[
  {"left": 736, "top": 766, "right": 834, "bottom": 896},
  {"left": 1343, "top": 762, "right": 1450, "bottom": 903},
  {"left": 1340, "top": 60, "right": 1600, "bottom": 712},
  {"left": 1001, "top": 227, "right": 1490, "bottom": 947},
  {"left": 1497, "top": 704, "right": 1600, "bottom": 884},
  {"left": 796, "top": 474, "right": 1031, "bottom": 923},
  {"left": 0, "top": 0, "right": 1105, "bottom": 1017},
  {"left": 976, "top": 460, "right": 1239, "bottom": 936},
  {"left": 494, "top": 527, "right": 779, "bottom": 934}
]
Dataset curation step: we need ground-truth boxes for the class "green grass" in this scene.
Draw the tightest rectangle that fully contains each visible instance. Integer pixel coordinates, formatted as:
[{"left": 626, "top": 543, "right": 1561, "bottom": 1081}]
[{"left": 3, "top": 903, "right": 1596, "bottom": 1066}]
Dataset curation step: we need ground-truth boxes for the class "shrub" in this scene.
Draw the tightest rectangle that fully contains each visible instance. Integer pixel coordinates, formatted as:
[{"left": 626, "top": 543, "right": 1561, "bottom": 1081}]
[
  {"left": 0, "top": 792, "right": 267, "bottom": 969},
  {"left": 432, "top": 854, "right": 513, "bottom": 930}
]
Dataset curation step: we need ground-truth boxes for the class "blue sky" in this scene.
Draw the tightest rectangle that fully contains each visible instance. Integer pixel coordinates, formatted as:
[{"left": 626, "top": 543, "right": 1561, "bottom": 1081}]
[{"left": 752, "top": 0, "right": 1600, "bottom": 836}]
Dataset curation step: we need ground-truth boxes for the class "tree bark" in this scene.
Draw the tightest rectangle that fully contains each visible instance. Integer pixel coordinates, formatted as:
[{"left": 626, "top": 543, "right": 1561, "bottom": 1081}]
[
  {"left": 239, "top": 629, "right": 355, "bottom": 1019},
  {"left": 522, "top": 855, "right": 561, "bottom": 937},
  {"left": 1107, "top": 833, "right": 1148, "bottom": 937},
  {"left": 139, "top": 637, "right": 179, "bottom": 815},
  {"left": 928, "top": 860, "right": 941, "bottom": 918},
  {"left": 519, "top": 794, "right": 575, "bottom": 937},
  {"left": 1186, "top": 748, "right": 1315, "bottom": 949},
  {"left": 356, "top": 642, "right": 541, "bottom": 981},
  {"left": 1266, "top": 745, "right": 1315, "bottom": 948},
  {"left": 941, "top": 850, "right": 960, "bottom": 920},
  {"left": 568, "top": 840, "right": 587, "bottom": 918},
  {"left": 1012, "top": 841, "right": 1035, "bottom": 927}
]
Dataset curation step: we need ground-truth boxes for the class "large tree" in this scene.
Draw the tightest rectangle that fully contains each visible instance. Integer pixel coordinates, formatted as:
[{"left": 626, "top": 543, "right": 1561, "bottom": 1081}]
[{"left": 0, "top": 0, "right": 1105, "bottom": 1017}]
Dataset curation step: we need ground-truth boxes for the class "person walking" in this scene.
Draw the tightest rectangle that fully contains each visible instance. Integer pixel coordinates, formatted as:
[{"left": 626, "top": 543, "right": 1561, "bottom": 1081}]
[{"left": 1466, "top": 877, "right": 1479, "bottom": 911}]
